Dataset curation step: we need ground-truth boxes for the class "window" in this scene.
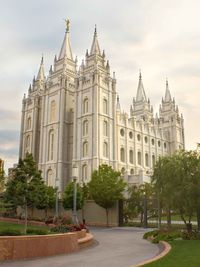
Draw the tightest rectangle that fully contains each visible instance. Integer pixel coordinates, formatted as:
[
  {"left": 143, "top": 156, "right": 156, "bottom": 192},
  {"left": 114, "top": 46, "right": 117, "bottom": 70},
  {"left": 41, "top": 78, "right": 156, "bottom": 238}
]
[
  {"left": 50, "top": 100, "right": 56, "bottom": 122},
  {"left": 151, "top": 139, "right": 155, "bottom": 145},
  {"left": 158, "top": 140, "right": 161, "bottom": 147},
  {"left": 103, "top": 98, "right": 108, "bottom": 114},
  {"left": 145, "top": 153, "right": 149, "bottom": 166},
  {"left": 83, "top": 98, "right": 89, "bottom": 114},
  {"left": 82, "top": 165, "right": 87, "bottom": 181},
  {"left": 129, "top": 150, "right": 133, "bottom": 164},
  {"left": 48, "top": 130, "right": 54, "bottom": 161},
  {"left": 83, "top": 141, "right": 88, "bottom": 157},
  {"left": 164, "top": 142, "right": 167, "bottom": 149},
  {"left": 103, "top": 121, "right": 108, "bottom": 136},
  {"left": 137, "top": 151, "right": 142, "bottom": 165},
  {"left": 137, "top": 134, "right": 141, "bottom": 141},
  {"left": 26, "top": 117, "right": 31, "bottom": 130},
  {"left": 129, "top": 131, "right": 133, "bottom": 139},
  {"left": 121, "top": 167, "right": 125, "bottom": 174},
  {"left": 120, "top": 148, "right": 125, "bottom": 162},
  {"left": 120, "top": 129, "right": 124, "bottom": 137},
  {"left": 144, "top": 136, "right": 148, "bottom": 143},
  {"left": 103, "top": 142, "right": 108, "bottom": 157},
  {"left": 130, "top": 168, "right": 134, "bottom": 175},
  {"left": 47, "top": 169, "right": 54, "bottom": 187},
  {"left": 152, "top": 155, "right": 155, "bottom": 167},
  {"left": 83, "top": 120, "right": 88, "bottom": 136}
]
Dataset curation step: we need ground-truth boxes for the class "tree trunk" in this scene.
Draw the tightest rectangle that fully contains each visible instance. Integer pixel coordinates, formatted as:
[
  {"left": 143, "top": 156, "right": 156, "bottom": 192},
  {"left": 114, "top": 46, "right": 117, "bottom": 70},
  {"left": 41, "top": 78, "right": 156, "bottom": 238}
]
[
  {"left": 197, "top": 208, "right": 200, "bottom": 232},
  {"left": 24, "top": 203, "right": 28, "bottom": 235},
  {"left": 157, "top": 196, "right": 161, "bottom": 229},
  {"left": 82, "top": 206, "right": 85, "bottom": 221},
  {"left": 106, "top": 209, "right": 109, "bottom": 227},
  {"left": 166, "top": 207, "right": 171, "bottom": 229}
]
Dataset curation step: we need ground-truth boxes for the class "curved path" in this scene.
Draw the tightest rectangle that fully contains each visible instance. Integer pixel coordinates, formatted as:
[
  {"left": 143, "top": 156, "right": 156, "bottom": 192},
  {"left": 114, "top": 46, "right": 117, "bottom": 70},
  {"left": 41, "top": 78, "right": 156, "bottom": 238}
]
[{"left": 0, "top": 227, "right": 160, "bottom": 267}]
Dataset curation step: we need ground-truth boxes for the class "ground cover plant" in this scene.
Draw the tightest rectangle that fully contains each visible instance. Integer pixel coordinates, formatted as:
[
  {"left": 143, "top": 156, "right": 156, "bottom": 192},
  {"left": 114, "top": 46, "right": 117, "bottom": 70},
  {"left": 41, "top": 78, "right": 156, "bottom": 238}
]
[{"left": 143, "top": 240, "right": 200, "bottom": 267}]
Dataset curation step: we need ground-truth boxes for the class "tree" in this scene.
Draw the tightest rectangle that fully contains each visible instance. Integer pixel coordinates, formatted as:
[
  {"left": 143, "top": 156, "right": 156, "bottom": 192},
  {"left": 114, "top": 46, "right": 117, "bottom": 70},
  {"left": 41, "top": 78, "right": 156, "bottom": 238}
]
[
  {"left": 0, "top": 169, "right": 5, "bottom": 193},
  {"left": 5, "top": 153, "right": 46, "bottom": 234},
  {"left": 89, "top": 164, "right": 126, "bottom": 227},
  {"left": 63, "top": 181, "right": 83, "bottom": 211},
  {"left": 36, "top": 185, "right": 56, "bottom": 219},
  {"left": 152, "top": 150, "right": 200, "bottom": 232}
]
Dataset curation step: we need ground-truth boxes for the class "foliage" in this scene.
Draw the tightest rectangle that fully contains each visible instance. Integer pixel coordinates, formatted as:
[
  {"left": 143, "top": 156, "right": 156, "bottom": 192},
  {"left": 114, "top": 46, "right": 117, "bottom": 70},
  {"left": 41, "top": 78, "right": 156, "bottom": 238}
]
[
  {"left": 4, "top": 154, "right": 47, "bottom": 233},
  {"left": 63, "top": 181, "right": 83, "bottom": 210},
  {"left": 143, "top": 229, "right": 181, "bottom": 244},
  {"left": 152, "top": 150, "right": 200, "bottom": 231},
  {"left": 0, "top": 169, "right": 5, "bottom": 193},
  {"left": 26, "top": 228, "right": 49, "bottom": 235},
  {"left": 50, "top": 225, "right": 71, "bottom": 233},
  {"left": 0, "top": 229, "right": 22, "bottom": 236},
  {"left": 36, "top": 185, "right": 56, "bottom": 216},
  {"left": 89, "top": 164, "right": 126, "bottom": 226}
]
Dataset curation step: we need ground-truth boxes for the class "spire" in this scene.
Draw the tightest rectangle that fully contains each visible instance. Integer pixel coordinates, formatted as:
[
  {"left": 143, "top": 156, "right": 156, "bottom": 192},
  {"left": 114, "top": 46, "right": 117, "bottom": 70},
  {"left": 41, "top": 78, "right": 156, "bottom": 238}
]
[
  {"left": 136, "top": 70, "right": 147, "bottom": 102},
  {"left": 58, "top": 19, "right": 73, "bottom": 60},
  {"left": 90, "top": 25, "right": 101, "bottom": 55},
  {"left": 36, "top": 56, "right": 45, "bottom": 81},
  {"left": 116, "top": 95, "right": 121, "bottom": 111},
  {"left": 164, "top": 79, "right": 172, "bottom": 102}
]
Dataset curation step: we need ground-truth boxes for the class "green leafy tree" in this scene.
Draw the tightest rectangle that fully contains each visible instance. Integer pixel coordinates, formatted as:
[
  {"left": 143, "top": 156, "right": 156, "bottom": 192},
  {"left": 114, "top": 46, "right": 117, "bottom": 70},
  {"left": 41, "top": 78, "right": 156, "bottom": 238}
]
[
  {"left": 5, "top": 153, "right": 45, "bottom": 234},
  {"left": 63, "top": 181, "right": 83, "bottom": 211},
  {"left": 36, "top": 185, "right": 56, "bottom": 219},
  {"left": 89, "top": 164, "right": 126, "bottom": 226},
  {"left": 0, "top": 169, "right": 5, "bottom": 193}
]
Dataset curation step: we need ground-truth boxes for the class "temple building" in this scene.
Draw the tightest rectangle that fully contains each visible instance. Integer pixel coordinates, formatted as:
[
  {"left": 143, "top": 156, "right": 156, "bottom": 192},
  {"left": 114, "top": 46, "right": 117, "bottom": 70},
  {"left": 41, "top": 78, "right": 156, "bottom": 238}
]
[{"left": 19, "top": 21, "right": 185, "bottom": 192}]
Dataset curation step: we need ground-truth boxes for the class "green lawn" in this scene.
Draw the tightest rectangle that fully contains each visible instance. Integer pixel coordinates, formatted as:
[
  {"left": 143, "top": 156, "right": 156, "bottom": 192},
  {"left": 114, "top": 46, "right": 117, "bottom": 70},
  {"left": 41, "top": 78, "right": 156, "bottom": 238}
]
[
  {"left": 0, "top": 221, "right": 49, "bottom": 232},
  {"left": 144, "top": 240, "right": 200, "bottom": 267}
]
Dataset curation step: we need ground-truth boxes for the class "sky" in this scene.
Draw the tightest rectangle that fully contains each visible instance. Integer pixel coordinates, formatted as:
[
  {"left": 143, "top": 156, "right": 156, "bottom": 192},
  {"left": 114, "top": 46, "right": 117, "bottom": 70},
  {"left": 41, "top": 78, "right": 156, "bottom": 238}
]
[{"left": 0, "top": 0, "right": 200, "bottom": 172}]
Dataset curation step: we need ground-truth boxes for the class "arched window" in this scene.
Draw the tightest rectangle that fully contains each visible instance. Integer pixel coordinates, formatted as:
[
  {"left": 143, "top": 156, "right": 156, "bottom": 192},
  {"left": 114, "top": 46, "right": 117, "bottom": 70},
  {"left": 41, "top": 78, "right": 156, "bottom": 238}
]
[
  {"left": 26, "top": 117, "right": 31, "bottom": 130},
  {"left": 129, "top": 150, "right": 133, "bottom": 164},
  {"left": 83, "top": 98, "right": 89, "bottom": 114},
  {"left": 103, "top": 142, "right": 108, "bottom": 157},
  {"left": 152, "top": 155, "right": 155, "bottom": 167},
  {"left": 145, "top": 153, "right": 149, "bottom": 166},
  {"left": 120, "top": 148, "right": 125, "bottom": 162},
  {"left": 137, "top": 151, "right": 142, "bottom": 165},
  {"left": 83, "top": 141, "right": 88, "bottom": 157},
  {"left": 26, "top": 135, "right": 30, "bottom": 148},
  {"left": 83, "top": 120, "right": 88, "bottom": 136},
  {"left": 103, "top": 121, "right": 108, "bottom": 136},
  {"left": 48, "top": 130, "right": 54, "bottom": 161},
  {"left": 50, "top": 100, "right": 56, "bottom": 122},
  {"left": 121, "top": 167, "right": 125, "bottom": 175},
  {"left": 82, "top": 165, "right": 87, "bottom": 181},
  {"left": 103, "top": 98, "right": 108, "bottom": 114},
  {"left": 47, "top": 169, "right": 54, "bottom": 187},
  {"left": 130, "top": 168, "right": 134, "bottom": 175}
]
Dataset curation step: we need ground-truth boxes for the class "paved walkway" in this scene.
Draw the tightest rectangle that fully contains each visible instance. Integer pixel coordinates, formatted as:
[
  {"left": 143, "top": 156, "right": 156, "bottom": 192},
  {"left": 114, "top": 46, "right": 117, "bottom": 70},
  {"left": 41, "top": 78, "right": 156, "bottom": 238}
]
[{"left": 0, "top": 227, "right": 160, "bottom": 267}]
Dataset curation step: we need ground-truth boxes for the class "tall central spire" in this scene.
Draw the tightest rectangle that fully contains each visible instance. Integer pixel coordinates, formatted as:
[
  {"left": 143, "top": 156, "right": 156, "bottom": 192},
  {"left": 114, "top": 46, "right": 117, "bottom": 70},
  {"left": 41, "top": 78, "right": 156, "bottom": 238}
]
[
  {"left": 90, "top": 25, "right": 101, "bottom": 55},
  {"left": 136, "top": 70, "right": 147, "bottom": 102},
  {"left": 164, "top": 79, "right": 172, "bottom": 102},
  {"left": 58, "top": 19, "right": 73, "bottom": 60},
  {"left": 36, "top": 56, "right": 45, "bottom": 81}
]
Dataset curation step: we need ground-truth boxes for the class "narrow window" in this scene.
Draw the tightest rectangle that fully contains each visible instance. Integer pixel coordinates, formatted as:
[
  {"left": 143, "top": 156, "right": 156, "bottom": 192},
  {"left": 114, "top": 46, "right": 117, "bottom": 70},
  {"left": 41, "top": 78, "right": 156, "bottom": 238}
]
[
  {"left": 145, "top": 153, "right": 149, "bottom": 166},
  {"left": 137, "top": 151, "right": 142, "bottom": 165},
  {"left": 129, "top": 150, "right": 133, "bottom": 164},
  {"left": 103, "top": 98, "right": 108, "bottom": 114},
  {"left": 48, "top": 130, "right": 54, "bottom": 161},
  {"left": 83, "top": 98, "right": 89, "bottom": 114},
  {"left": 82, "top": 165, "right": 88, "bottom": 181},
  {"left": 83, "top": 120, "right": 88, "bottom": 136},
  {"left": 120, "top": 148, "right": 125, "bottom": 162},
  {"left": 50, "top": 100, "right": 56, "bottom": 122},
  {"left": 103, "top": 121, "right": 108, "bottom": 136},
  {"left": 83, "top": 142, "right": 88, "bottom": 157},
  {"left": 103, "top": 142, "right": 108, "bottom": 157}
]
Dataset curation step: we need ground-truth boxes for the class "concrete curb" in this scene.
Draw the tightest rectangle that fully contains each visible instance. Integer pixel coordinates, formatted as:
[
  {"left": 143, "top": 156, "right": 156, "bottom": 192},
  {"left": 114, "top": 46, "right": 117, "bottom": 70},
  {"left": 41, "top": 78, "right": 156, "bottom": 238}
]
[{"left": 132, "top": 241, "right": 171, "bottom": 267}]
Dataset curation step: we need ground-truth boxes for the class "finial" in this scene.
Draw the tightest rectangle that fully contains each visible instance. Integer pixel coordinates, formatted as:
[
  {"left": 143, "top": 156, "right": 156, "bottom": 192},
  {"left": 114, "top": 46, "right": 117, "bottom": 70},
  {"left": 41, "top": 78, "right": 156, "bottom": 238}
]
[
  {"left": 113, "top": 71, "right": 116, "bottom": 79},
  {"left": 117, "top": 95, "right": 119, "bottom": 101},
  {"left": 86, "top": 49, "right": 89, "bottom": 57},
  {"left": 49, "top": 65, "right": 53, "bottom": 74},
  {"left": 75, "top": 56, "right": 78, "bottom": 64},
  {"left": 41, "top": 54, "right": 44, "bottom": 64},
  {"left": 102, "top": 50, "right": 105, "bottom": 58},
  {"left": 94, "top": 24, "right": 97, "bottom": 35},
  {"left": 54, "top": 55, "right": 57, "bottom": 62},
  {"left": 65, "top": 18, "right": 70, "bottom": 32},
  {"left": 139, "top": 69, "right": 142, "bottom": 80},
  {"left": 106, "top": 60, "right": 110, "bottom": 69}
]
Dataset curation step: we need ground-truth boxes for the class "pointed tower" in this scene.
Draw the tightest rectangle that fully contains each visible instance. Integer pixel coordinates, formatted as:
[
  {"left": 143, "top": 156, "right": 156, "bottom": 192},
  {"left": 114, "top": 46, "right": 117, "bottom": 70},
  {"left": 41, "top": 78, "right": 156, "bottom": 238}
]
[
  {"left": 159, "top": 79, "right": 185, "bottom": 152},
  {"left": 73, "top": 25, "right": 117, "bottom": 183},
  {"left": 131, "top": 71, "right": 153, "bottom": 122}
]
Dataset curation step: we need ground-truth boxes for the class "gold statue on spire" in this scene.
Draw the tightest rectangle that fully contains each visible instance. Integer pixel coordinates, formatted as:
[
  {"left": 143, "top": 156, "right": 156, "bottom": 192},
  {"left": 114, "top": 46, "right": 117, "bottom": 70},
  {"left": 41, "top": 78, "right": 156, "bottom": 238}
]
[{"left": 65, "top": 19, "right": 70, "bottom": 32}]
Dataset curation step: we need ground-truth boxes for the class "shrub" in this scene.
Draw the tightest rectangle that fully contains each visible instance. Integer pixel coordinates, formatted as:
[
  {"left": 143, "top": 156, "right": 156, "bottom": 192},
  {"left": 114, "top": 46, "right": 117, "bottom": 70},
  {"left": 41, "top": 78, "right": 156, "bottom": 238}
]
[
  {"left": 143, "top": 230, "right": 181, "bottom": 243},
  {"left": 182, "top": 230, "right": 200, "bottom": 240},
  {"left": 50, "top": 225, "right": 71, "bottom": 233},
  {"left": 26, "top": 228, "right": 49, "bottom": 235},
  {"left": 0, "top": 229, "right": 22, "bottom": 236}
]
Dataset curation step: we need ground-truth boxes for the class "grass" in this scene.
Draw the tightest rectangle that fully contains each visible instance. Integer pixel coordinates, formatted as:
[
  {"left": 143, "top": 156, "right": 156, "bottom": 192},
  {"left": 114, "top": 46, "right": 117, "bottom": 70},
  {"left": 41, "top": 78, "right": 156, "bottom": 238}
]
[
  {"left": 0, "top": 221, "right": 49, "bottom": 233},
  {"left": 144, "top": 240, "right": 200, "bottom": 266}
]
